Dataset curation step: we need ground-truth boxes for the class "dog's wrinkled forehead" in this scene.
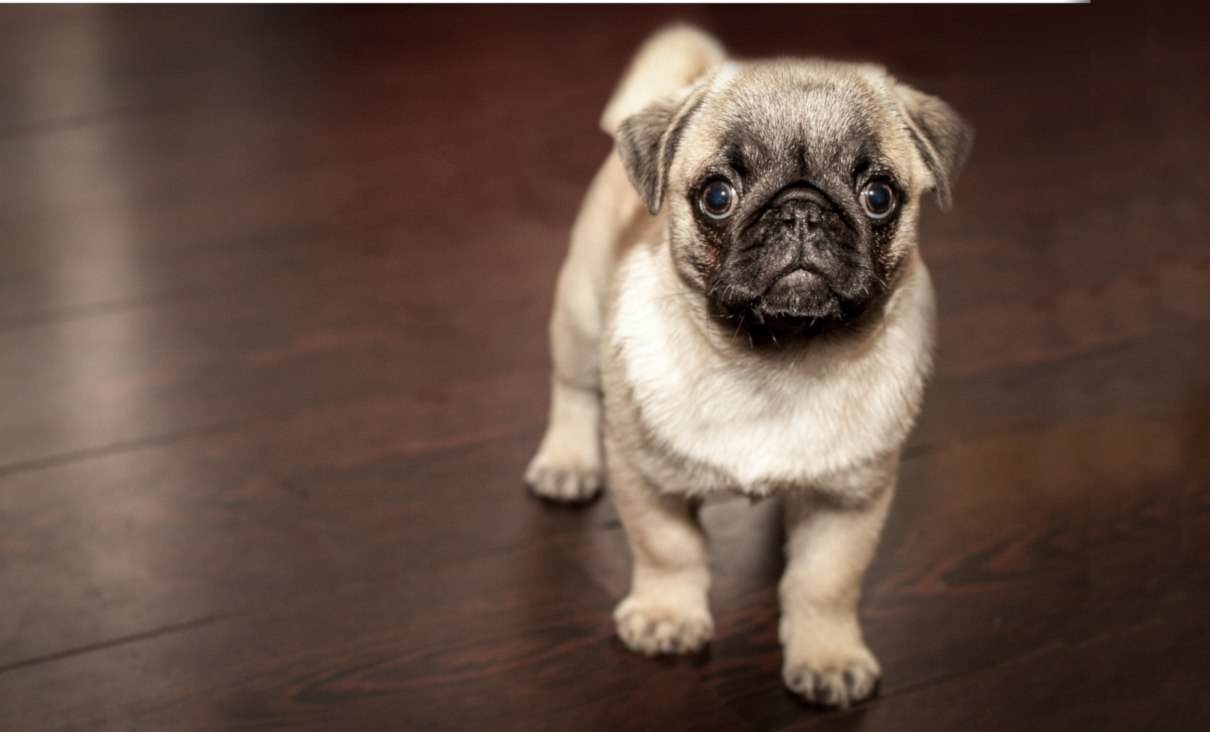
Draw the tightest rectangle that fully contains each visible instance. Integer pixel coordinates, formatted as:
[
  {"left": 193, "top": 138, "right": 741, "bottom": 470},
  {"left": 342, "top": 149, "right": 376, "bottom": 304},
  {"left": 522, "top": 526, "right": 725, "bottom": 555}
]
[{"left": 676, "top": 62, "right": 915, "bottom": 186}]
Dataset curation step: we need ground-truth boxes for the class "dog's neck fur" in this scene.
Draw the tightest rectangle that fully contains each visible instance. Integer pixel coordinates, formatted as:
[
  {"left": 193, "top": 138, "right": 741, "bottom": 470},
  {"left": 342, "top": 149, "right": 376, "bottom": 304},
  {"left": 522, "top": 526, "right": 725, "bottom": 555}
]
[{"left": 604, "top": 228, "right": 936, "bottom": 497}]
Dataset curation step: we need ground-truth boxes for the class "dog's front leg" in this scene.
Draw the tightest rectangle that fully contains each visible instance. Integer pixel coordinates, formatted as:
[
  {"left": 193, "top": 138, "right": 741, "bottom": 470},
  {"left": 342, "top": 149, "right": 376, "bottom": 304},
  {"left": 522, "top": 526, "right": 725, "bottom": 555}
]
[
  {"left": 608, "top": 443, "right": 713, "bottom": 656},
  {"left": 779, "top": 456, "right": 897, "bottom": 708}
]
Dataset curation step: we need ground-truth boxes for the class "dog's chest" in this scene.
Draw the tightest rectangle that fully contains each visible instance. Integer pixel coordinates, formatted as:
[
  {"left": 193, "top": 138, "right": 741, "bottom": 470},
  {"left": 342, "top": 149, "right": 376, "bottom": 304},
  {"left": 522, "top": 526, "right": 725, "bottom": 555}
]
[{"left": 606, "top": 245, "right": 934, "bottom": 495}]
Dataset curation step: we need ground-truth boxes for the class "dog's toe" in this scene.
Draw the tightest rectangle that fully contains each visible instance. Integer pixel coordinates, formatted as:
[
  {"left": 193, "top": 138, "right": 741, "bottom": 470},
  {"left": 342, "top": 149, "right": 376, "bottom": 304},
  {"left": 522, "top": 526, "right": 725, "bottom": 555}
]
[
  {"left": 614, "top": 596, "right": 713, "bottom": 656},
  {"left": 783, "top": 655, "right": 880, "bottom": 708},
  {"left": 525, "top": 464, "right": 603, "bottom": 503}
]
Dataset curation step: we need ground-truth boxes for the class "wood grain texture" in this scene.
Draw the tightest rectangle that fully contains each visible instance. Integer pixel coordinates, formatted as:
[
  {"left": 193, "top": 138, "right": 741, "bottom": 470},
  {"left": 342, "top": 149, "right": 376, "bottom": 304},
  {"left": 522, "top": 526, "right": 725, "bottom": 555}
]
[{"left": 1, "top": 3, "right": 1207, "bottom": 730}]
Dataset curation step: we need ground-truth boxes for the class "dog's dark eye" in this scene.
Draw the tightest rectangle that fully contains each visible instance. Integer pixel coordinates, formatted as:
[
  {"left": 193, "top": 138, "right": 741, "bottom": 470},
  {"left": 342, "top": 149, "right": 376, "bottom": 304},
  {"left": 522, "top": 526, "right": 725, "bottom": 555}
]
[
  {"left": 860, "top": 181, "right": 896, "bottom": 219},
  {"left": 699, "top": 180, "right": 736, "bottom": 220}
]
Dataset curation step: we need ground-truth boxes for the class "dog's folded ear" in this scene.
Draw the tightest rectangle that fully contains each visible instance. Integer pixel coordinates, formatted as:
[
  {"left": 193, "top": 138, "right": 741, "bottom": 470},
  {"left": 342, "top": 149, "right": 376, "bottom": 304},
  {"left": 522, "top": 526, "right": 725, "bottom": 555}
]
[
  {"left": 615, "top": 83, "right": 708, "bottom": 215},
  {"left": 603, "top": 25, "right": 724, "bottom": 214},
  {"left": 894, "top": 83, "right": 974, "bottom": 211}
]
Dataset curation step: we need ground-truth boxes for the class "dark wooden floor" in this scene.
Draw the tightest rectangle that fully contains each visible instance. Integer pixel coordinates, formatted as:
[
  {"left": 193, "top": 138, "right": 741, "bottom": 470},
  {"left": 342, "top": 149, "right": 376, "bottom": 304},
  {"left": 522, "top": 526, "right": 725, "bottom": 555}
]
[{"left": 0, "top": 4, "right": 1207, "bottom": 730}]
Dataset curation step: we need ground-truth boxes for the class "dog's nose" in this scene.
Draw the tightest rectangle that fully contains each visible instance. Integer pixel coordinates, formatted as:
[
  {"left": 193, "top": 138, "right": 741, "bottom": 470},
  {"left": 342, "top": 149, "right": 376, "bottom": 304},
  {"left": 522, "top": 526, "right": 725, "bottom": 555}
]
[
  {"left": 770, "top": 186, "right": 836, "bottom": 227},
  {"left": 777, "top": 198, "right": 824, "bottom": 224}
]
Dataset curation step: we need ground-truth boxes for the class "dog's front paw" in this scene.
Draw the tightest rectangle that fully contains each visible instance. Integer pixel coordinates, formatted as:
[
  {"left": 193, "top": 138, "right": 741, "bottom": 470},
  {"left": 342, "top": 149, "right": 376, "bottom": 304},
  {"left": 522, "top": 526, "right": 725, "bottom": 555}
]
[
  {"left": 525, "top": 460, "right": 603, "bottom": 503},
  {"left": 782, "top": 644, "right": 881, "bottom": 708},
  {"left": 613, "top": 595, "right": 713, "bottom": 656}
]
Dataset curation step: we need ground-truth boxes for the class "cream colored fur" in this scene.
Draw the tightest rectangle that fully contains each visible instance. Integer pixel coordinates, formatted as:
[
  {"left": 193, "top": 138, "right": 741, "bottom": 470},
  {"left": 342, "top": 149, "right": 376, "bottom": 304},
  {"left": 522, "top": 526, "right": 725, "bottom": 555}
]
[{"left": 526, "top": 25, "right": 959, "bottom": 709}]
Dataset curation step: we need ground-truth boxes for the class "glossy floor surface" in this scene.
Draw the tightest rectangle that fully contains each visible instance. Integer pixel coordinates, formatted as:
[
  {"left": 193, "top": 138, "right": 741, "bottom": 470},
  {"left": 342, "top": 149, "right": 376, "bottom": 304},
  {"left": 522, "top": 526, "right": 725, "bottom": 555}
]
[{"left": 1, "top": 4, "right": 1207, "bottom": 731}]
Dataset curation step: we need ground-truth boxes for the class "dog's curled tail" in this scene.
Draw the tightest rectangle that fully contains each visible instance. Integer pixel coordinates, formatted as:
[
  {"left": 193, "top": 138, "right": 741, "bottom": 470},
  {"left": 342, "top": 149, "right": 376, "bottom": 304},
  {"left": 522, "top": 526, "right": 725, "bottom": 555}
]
[{"left": 599, "top": 25, "right": 726, "bottom": 137}]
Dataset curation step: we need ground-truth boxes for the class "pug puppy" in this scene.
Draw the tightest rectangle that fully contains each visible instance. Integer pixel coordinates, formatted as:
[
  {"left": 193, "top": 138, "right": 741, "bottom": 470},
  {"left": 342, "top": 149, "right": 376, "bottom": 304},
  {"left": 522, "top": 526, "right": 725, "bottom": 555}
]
[{"left": 525, "top": 25, "right": 972, "bottom": 708}]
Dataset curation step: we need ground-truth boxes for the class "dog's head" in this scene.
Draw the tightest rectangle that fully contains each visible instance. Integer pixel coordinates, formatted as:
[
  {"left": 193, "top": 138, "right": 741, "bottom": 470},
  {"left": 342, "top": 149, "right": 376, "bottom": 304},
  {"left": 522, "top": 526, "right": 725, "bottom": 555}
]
[{"left": 616, "top": 60, "right": 972, "bottom": 342}]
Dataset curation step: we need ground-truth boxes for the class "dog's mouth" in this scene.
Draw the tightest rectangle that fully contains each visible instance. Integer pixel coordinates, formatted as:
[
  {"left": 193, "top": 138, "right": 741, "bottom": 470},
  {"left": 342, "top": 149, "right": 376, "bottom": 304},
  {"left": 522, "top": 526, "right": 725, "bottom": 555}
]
[
  {"left": 755, "top": 266, "right": 843, "bottom": 320},
  {"left": 708, "top": 266, "right": 869, "bottom": 344}
]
